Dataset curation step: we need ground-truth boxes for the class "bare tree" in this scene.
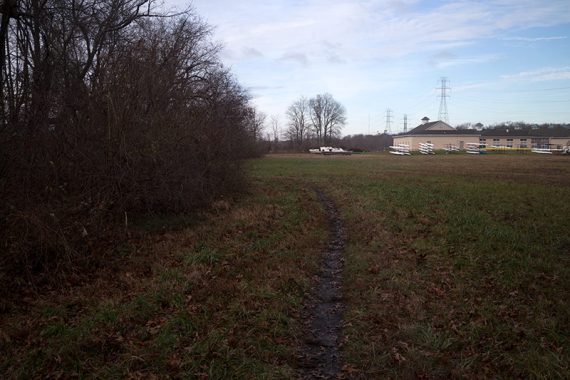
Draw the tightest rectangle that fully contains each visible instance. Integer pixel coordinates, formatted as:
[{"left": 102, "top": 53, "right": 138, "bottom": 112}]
[
  {"left": 270, "top": 114, "right": 280, "bottom": 142},
  {"left": 286, "top": 96, "right": 310, "bottom": 147},
  {"left": 309, "top": 93, "right": 346, "bottom": 145},
  {"left": 0, "top": 3, "right": 265, "bottom": 293},
  {"left": 246, "top": 108, "right": 266, "bottom": 142},
  {"left": 0, "top": 0, "right": 157, "bottom": 129}
]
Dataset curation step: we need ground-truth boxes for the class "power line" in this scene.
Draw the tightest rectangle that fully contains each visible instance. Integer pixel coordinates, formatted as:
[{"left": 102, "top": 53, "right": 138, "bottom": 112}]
[
  {"left": 453, "top": 101, "right": 570, "bottom": 115},
  {"left": 437, "top": 77, "right": 450, "bottom": 123},
  {"left": 500, "top": 86, "right": 570, "bottom": 93},
  {"left": 403, "top": 90, "right": 436, "bottom": 114},
  {"left": 385, "top": 108, "right": 393, "bottom": 134},
  {"left": 453, "top": 95, "right": 570, "bottom": 104}
]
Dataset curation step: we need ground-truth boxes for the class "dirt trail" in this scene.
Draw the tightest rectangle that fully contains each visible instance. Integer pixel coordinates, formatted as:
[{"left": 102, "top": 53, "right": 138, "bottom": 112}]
[{"left": 298, "top": 188, "right": 346, "bottom": 379}]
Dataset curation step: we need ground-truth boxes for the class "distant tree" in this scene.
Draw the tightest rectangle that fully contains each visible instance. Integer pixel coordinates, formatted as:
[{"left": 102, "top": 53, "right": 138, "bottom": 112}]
[
  {"left": 285, "top": 96, "right": 310, "bottom": 146},
  {"left": 270, "top": 114, "right": 280, "bottom": 142},
  {"left": 246, "top": 108, "right": 266, "bottom": 141},
  {"left": 342, "top": 133, "right": 393, "bottom": 151},
  {"left": 456, "top": 122, "right": 472, "bottom": 130},
  {"left": 308, "top": 93, "right": 346, "bottom": 145}
]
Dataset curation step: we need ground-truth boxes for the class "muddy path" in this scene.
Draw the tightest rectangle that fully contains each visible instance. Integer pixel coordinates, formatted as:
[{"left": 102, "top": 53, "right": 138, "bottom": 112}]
[{"left": 298, "top": 188, "right": 346, "bottom": 379}]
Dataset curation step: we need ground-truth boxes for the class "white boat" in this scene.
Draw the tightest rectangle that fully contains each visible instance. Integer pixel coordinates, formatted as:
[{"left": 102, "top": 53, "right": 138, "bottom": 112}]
[
  {"left": 531, "top": 148, "right": 553, "bottom": 154},
  {"left": 309, "top": 146, "right": 352, "bottom": 155},
  {"left": 466, "top": 142, "right": 483, "bottom": 155},
  {"left": 389, "top": 144, "right": 411, "bottom": 155},
  {"left": 444, "top": 144, "right": 460, "bottom": 152},
  {"left": 418, "top": 142, "right": 435, "bottom": 155}
]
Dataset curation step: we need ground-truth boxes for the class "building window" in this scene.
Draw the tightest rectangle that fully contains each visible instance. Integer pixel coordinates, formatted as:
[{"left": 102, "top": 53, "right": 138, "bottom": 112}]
[
  {"left": 507, "top": 138, "right": 513, "bottom": 148},
  {"left": 493, "top": 138, "right": 500, "bottom": 147},
  {"left": 532, "top": 138, "right": 549, "bottom": 149},
  {"left": 520, "top": 138, "right": 527, "bottom": 148}
]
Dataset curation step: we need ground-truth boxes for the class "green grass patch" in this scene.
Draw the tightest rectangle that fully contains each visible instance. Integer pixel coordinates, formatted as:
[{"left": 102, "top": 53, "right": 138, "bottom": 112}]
[
  {"left": 2, "top": 153, "right": 569, "bottom": 378},
  {"left": 253, "top": 154, "right": 570, "bottom": 378},
  {"left": 1, "top": 173, "right": 325, "bottom": 379}
]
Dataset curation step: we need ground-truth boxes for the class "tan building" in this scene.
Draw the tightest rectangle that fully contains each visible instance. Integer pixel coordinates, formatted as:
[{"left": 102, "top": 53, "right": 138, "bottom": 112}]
[
  {"left": 394, "top": 118, "right": 570, "bottom": 151},
  {"left": 551, "top": 137, "right": 570, "bottom": 148},
  {"left": 393, "top": 117, "right": 479, "bottom": 150},
  {"left": 481, "top": 126, "right": 570, "bottom": 149}
]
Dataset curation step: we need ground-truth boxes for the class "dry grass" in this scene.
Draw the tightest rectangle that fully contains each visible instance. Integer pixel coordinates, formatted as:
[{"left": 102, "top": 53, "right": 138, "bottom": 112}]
[
  {"left": 1, "top": 153, "right": 569, "bottom": 378},
  {"left": 0, "top": 179, "right": 326, "bottom": 378},
  {"left": 254, "top": 153, "right": 570, "bottom": 378}
]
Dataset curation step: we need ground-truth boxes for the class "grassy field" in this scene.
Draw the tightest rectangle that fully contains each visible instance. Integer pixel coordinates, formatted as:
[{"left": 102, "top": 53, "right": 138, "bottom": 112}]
[
  {"left": 252, "top": 153, "right": 570, "bottom": 378},
  {"left": 0, "top": 179, "right": 326, "bottom": 378},
  {"left": 1, "top": 153, "right": 569, "bottom": 378}
]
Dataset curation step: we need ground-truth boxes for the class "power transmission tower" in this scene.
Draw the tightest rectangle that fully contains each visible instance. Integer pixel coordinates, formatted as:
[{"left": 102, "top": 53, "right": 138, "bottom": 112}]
[
  {"left": 437, "top": 77, "right": 450, "bottom": 123},
  {"left": 384, "top": 108, "right": 393, "bottom": 134},
  {"left": 403, "top": 114, "right": 408, "bottom": 133}
]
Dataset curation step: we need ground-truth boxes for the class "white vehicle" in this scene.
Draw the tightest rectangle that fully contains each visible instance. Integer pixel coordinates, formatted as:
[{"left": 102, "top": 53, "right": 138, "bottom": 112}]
[
  {"left": 389, "top": 144, "right": 411, "bottom": 155},
  {"left": 308, "top": 146, "right": 352, "bottom": 155}
]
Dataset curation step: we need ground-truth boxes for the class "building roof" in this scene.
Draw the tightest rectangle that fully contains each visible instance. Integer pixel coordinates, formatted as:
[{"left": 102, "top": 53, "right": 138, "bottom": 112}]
[
  {"left": 402, "top": 120, "right": 478, "bottom": 136},
  {"left": 409, "top": 121, "right": 438, "bottom": 133},
  {"left": 481, "top": 128, "right": 535, "bottom": 137},
  {"left": 398, "top": 121, "right": 570, "bottom": 139},
  {"left": 399, "top": 129, "right": 480, "bottom": 136},
  {"left": 481, "top": 126, "right": 570, "bottom": 138}
]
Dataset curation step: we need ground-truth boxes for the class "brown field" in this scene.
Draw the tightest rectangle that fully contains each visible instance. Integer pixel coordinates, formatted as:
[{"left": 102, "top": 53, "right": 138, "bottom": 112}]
[{"left": 1, "top": 153, "right": 569, "bottom": 378}]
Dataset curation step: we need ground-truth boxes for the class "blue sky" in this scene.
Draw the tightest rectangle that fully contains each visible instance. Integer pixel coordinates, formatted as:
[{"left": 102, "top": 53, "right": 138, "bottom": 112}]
[{"left": 165, "top": 0, "right": 570, "bottom": 135}]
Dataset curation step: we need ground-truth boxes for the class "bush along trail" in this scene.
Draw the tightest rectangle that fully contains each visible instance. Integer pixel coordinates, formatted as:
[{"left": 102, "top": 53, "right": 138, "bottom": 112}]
[{"left": 298, "top": 188, "right": 346, "bottom": 379}]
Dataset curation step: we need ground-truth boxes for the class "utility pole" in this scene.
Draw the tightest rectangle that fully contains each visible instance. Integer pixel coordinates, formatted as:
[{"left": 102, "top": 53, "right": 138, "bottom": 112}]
[
  {"left": 437, "top": 77, "right": 450, "bottom": 123},
  {"left": 384, "top": 108, "right": 393, "bottom": 134},
  {"left": 403, "top": 114, "right": 408, "bottom": 133}
]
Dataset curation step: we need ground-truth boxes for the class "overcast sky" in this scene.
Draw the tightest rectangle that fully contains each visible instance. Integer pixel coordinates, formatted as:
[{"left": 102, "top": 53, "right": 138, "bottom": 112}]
[{"left": 164, "top": 0, "right": 570, "bottom": 135}]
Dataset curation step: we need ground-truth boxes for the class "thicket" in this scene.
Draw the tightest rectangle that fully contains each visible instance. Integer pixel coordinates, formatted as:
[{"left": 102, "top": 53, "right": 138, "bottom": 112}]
[
  {"left": 341, "top": 133, "right": 393, "bottom": 152},
  {"left": 0, "top": 1, "right": 263, "bottom": 300}
]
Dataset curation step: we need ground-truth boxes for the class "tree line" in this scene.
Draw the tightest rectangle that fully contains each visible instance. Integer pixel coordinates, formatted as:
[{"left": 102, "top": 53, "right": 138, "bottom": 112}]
[
  {"left": 0, "top": 0, "right": 265, "bottom": 296},
  {"left": 280, "top": 94, "right": 392, "bottom": 152},
  {"left": 455, "top": 121, "right": 570, "bottom": 130},
  {"left": 284, "top": 93, "right": 346, "bottom": 149}
]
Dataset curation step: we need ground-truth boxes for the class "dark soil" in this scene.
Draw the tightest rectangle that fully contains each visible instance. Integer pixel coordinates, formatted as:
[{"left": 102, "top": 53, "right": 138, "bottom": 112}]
[{"left": 298, "top": 188, "right": 346, "bottom": 379}]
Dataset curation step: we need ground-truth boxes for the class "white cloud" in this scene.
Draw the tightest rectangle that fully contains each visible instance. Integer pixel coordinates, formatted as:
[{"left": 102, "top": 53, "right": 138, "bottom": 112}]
[
  {"left": 453, "top": 81, "right": 495, "bottom": 92},
  {"left": 163, "top": 0, "right": 570, "bottom": 132},
  {"left": 429, "top": 51, "right": 502, "bottom": 68},
  {"left": 242, "top": 47, "right": 263, "bottom": 59},
  {"left": 279, "top": 52, "right": 310, "bottom": 66},
  {"left": 502, "top": 67, "right": 570, "bottom": 82},
  {"left": 180, "top": 0, "right": 570, "bottom": 66},
  {"left": 501, "top": 36, "right": 567, "bottom": 42}
]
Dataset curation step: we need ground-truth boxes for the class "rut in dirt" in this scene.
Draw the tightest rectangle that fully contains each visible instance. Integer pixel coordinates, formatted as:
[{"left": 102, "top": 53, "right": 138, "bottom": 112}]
[{"left": 298, "top": 188, "right": 346, "bottom": 379}]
